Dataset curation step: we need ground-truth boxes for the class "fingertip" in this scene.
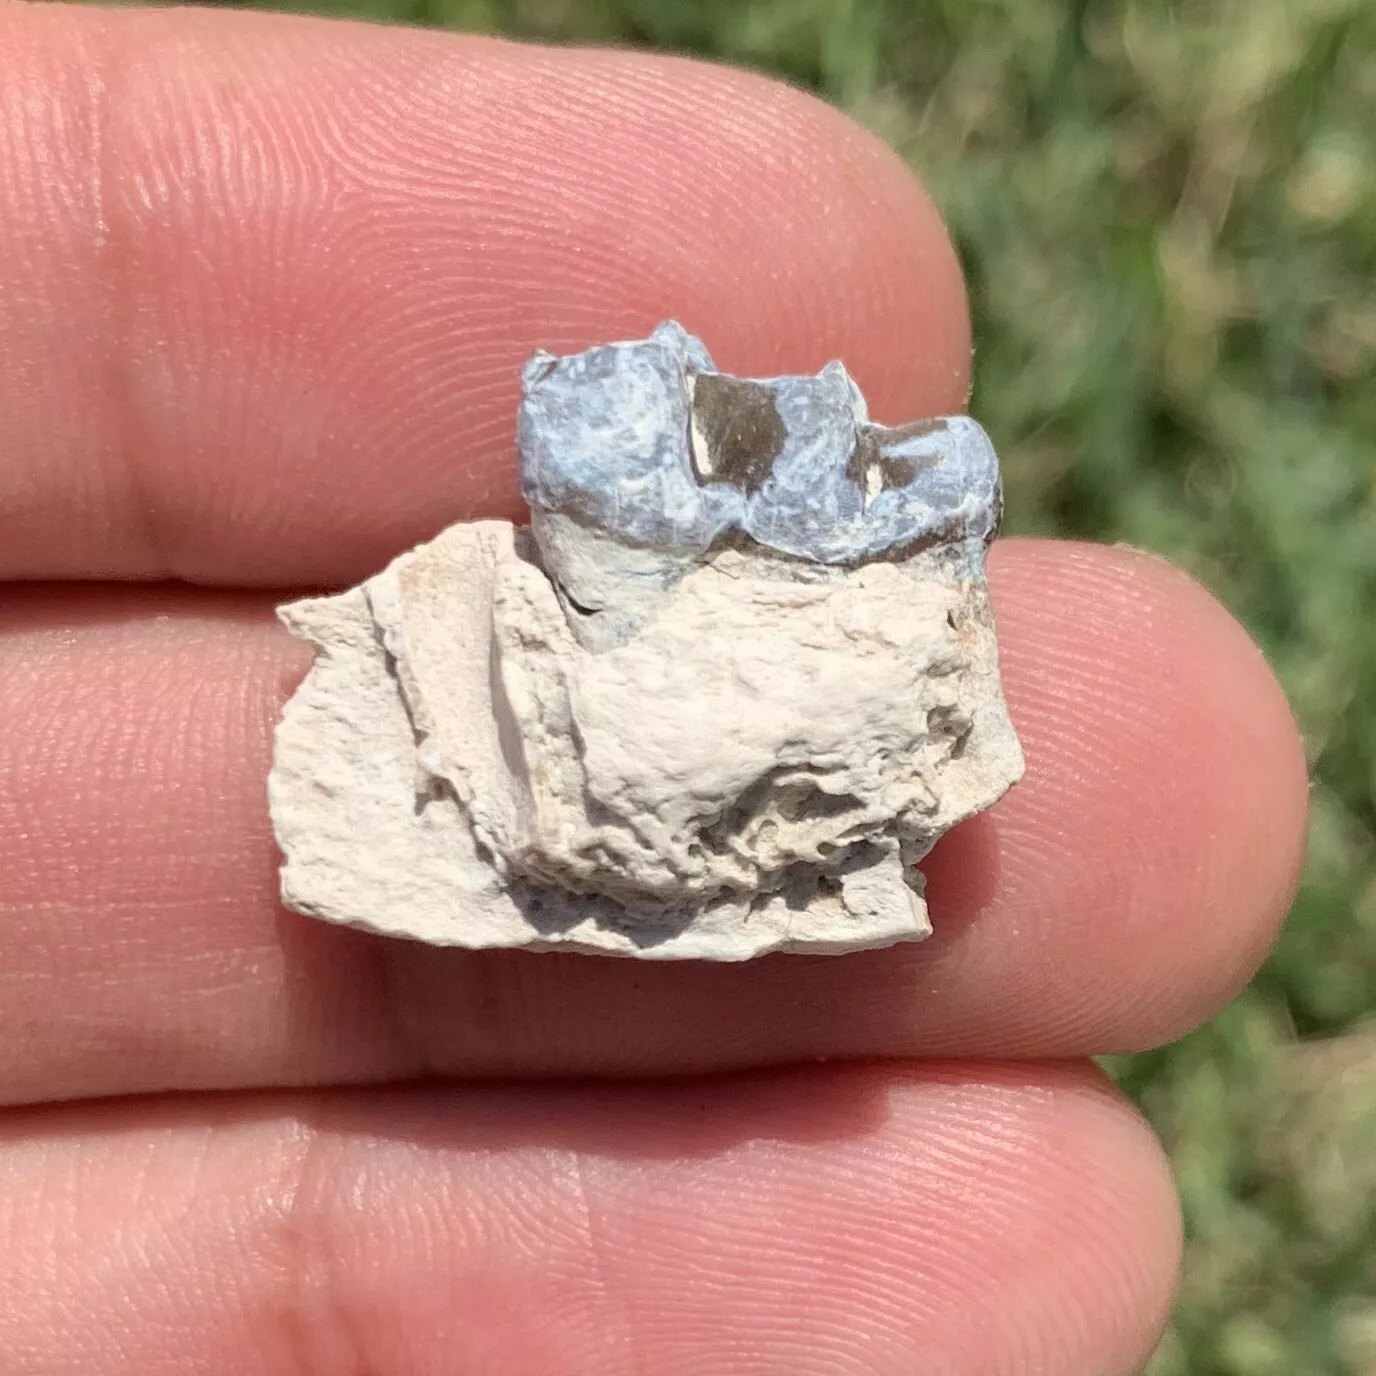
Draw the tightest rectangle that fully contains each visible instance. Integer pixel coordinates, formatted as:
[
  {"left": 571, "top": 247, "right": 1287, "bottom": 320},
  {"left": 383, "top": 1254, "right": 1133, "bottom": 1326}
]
[
  {"left": 984, "top": 539, "right": 1309, "bottom": 1050},
  {"left": 632, "top": 52, "right": 972, "bottom": 418},
  {"left": 1036, "top": 1063, "right": 1183, "bottom": 1369},
  {"left": 479, "top": 41, "right": 972, "bottom": 417},
  {"left": 0, "top": 1063, "right": 1181, "bottom": 1376}
]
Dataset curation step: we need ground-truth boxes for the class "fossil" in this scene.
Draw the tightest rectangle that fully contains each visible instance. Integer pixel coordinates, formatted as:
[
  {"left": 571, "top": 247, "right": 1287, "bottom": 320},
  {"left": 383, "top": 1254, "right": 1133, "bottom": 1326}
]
[{"left": 269, "top": 323, "right": 1023, "bottom": 959}]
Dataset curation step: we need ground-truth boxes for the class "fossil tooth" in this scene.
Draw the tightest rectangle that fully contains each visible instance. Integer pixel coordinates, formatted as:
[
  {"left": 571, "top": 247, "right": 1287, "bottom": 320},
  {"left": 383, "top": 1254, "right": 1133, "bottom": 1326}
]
[{"left": 269, "top": 323, "right": 1023, "bottom": 959}]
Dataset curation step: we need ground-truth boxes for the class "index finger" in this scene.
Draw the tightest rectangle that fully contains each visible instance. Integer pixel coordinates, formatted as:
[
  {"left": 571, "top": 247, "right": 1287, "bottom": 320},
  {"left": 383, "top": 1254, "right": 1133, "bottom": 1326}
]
[{"left": 0, "top": 4, "right": 969, "bottom": 584}]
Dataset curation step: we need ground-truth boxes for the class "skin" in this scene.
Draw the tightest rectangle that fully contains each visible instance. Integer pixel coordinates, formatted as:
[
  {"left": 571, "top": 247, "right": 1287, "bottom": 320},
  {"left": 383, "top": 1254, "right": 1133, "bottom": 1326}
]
[{"left": 0, "top": 5, "right": 1310, "bottom": 1373}]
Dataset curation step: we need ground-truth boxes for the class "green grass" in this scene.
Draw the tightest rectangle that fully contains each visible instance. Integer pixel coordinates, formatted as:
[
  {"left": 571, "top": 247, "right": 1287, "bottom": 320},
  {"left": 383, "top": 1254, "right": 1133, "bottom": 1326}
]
[{"left": 240, "top": 0, "right": 1376, "bottom": 1368}]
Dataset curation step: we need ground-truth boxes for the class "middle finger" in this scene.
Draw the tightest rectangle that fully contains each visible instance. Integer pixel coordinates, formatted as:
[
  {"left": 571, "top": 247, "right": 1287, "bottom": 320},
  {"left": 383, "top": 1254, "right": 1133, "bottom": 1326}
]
[{"left": 0, "top": 539, "right": 1305, "bottom": 1105}]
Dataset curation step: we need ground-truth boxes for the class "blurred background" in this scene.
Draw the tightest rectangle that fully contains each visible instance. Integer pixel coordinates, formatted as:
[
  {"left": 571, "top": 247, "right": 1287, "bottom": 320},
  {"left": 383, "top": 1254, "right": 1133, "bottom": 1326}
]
[{"left": 239, "top": 0, "right": 1374, "bottom": 1370}]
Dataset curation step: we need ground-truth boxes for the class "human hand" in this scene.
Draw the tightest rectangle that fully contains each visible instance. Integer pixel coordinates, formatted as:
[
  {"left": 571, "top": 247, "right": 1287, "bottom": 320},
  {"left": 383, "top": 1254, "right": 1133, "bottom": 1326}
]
[{"left": 0, "top": 6, "right": 1309, "bottom": 1372}]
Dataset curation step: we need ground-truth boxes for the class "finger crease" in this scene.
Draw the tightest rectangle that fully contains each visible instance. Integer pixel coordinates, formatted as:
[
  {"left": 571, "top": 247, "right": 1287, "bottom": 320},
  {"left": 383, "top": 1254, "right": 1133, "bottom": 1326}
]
[
  {"left": 93, "top": 24, "right": 176, "bottom": 582},
  {"left": 272, "top": 1116, "right": 376, "bottom": 1376},
  {"left": 570, "top": 1153, "right": 649, "bottom": 1376}
]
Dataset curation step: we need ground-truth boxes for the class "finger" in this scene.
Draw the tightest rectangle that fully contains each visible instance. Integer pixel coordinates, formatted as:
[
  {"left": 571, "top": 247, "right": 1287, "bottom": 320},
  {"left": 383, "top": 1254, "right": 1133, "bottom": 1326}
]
[
  {"left": 0, "top": 1062, "right": 1178, "bottom": 1376},
  {"left": 0, "top": 3, "right": 967, "bottom": 584},
  {"left": 0, "top": 542, "right": 1307, "bottom": 1102}
]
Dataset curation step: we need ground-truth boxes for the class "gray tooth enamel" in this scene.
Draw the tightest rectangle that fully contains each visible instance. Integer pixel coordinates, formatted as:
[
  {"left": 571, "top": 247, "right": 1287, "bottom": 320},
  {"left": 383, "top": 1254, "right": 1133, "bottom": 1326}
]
[
  {"left": 735, "top": 363, "right": 870, "bottom": 561},
  {"left": 517, "top": 321, "right": 741, "bottom": 558},
  {"left": 518, "top": 321, "right": 1003, "bottom": 640}
]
